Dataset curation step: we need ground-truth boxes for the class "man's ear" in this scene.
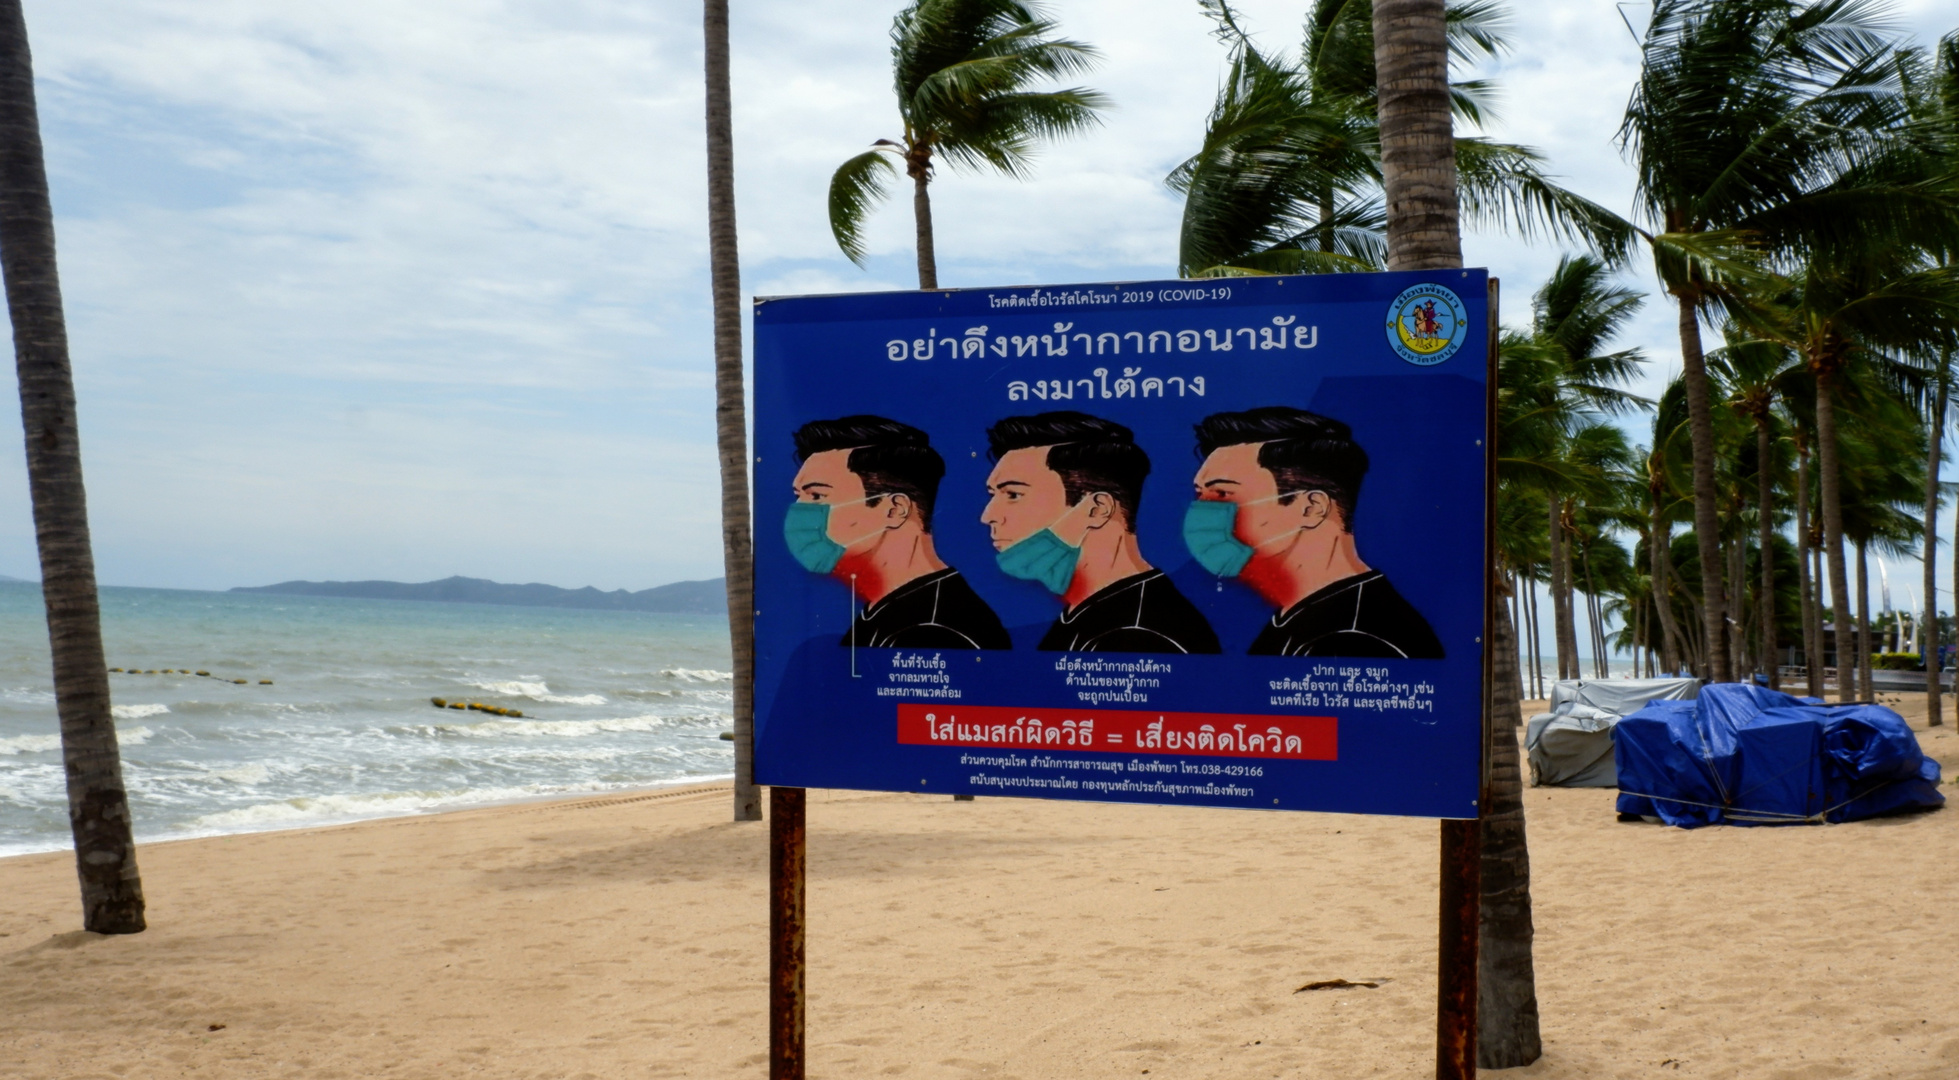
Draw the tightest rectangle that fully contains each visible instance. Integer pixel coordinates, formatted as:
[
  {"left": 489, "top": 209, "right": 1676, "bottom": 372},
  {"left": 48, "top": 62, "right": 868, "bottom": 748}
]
[
  {"left": 1081, "top": 490, "right": 1117, "bottom": 530},
  {"left": 882, "top": 492, "right": 913, "bottom": 528},
  {"left": 1298, "top": 490, "right": 1333, "bottom": 529}
]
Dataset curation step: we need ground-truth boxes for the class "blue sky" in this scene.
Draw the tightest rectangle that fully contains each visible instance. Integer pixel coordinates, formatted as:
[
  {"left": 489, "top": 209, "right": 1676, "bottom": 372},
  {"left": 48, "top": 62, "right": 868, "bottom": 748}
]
[{"left": 0, "top": 0, "right": 1953, "bottom": 615}]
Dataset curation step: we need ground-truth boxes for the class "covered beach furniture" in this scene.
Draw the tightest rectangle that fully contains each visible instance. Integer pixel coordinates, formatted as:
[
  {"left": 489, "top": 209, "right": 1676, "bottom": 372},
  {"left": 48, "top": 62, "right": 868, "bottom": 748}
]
[
  {"left": 1612, "top": 683, "right": 1946, "bottom": 828},
  {"left": 1526, "top": 677, "right": 1700, "bottom": 788}
]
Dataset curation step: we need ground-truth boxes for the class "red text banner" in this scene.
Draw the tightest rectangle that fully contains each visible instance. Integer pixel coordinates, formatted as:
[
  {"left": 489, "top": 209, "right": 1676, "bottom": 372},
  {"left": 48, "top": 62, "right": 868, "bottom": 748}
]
[{"left": 897, "top": 704, "right": 1336, "bottom": 761}]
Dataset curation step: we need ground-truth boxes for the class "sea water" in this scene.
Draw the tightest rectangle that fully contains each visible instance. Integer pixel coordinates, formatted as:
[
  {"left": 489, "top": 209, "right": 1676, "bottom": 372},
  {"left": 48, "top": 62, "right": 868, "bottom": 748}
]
[{"left": 0, "top": 582, "right": 734, "bottom": 858}]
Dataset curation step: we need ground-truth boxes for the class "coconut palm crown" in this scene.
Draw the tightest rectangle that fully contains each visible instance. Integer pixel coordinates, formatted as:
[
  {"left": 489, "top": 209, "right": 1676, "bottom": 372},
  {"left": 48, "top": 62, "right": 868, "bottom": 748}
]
[
  {"left": 827, "top": 0, "right": 1107, "bottom": 289},
  {"left": 1171, "top": 0, "right": 1635, "bottom": 278}
]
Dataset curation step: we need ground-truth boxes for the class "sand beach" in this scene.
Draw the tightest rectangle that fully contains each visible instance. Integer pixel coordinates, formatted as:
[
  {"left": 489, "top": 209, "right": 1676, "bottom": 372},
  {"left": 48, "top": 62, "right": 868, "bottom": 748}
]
[{"left": 1, "top": 702, "right": 1954, "bottom": 1080}]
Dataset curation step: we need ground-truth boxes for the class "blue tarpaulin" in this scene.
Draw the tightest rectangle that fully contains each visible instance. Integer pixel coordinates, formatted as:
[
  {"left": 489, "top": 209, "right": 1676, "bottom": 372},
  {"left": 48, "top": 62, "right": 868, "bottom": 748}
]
[{"left": 1613, "top": 684, "right": 1945, "bottom": 828}]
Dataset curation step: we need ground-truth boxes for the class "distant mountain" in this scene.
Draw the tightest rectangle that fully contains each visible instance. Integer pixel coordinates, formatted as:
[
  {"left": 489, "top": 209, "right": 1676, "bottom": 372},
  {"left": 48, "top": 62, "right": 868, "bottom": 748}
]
[
  {"left": 0, "top": 574, "right": 34, "bottom": 584},
  {"left": 231, "top": 575, "right": 727, "bottom": 614}
]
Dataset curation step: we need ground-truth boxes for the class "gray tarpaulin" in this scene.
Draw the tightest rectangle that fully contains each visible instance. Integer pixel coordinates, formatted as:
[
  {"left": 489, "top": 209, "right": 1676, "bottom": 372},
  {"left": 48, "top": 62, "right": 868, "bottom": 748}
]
[{"left": 1526, "top": 678, "right": 1701, "bottom": 788}]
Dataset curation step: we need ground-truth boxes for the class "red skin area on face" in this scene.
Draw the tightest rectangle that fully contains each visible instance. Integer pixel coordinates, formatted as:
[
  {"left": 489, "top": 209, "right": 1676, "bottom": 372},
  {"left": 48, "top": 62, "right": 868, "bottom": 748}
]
[
  {"left": 791, "top": 448, "right": 945, "bottom": 604},
  {"left": 1193, "top": 441, "right": 1368, "bottom": 612},
  {"left": 983, "top": 446, "right": 1150, "bottom": 608}
]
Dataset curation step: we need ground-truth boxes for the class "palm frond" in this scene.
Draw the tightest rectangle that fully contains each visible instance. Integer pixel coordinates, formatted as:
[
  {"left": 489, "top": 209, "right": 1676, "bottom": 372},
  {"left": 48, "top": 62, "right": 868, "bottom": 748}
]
[
  {"left": 828, "top": 148, "right": 900, "bottom": 266},
  {"left": 1456, "top": 138, "right": 1639, "bottom": 263}
]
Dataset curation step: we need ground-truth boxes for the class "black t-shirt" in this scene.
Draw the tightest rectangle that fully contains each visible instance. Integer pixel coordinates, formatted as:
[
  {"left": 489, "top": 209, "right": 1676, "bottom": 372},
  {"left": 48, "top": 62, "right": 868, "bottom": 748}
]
[
  {"left": 1248, "top": 570, "right": 1444, "bottom": 658},
  {"left": 1038, "top": 570, "right": 1221, "bottom": 654},
  {"left": 842, "top": 568, "right": 1010, "bottom": 650}
]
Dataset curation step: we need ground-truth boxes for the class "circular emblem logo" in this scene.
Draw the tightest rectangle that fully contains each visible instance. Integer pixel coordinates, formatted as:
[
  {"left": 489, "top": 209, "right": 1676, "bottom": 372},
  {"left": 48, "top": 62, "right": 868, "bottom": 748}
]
[{"left": 1385, "top": 283, "right": 1468, "bottom": 366}]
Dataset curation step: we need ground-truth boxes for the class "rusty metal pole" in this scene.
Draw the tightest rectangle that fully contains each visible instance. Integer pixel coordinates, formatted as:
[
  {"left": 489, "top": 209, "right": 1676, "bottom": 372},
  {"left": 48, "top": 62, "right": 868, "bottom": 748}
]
[
  {"left": 1437, "top": 278, "right": 1499, "bottom": 1080},
  {"left": 770, "top": 786, "right": 807, "bottom": 1080},
  {"left": 1436, "top": 818, "right": 1482, "bottom": 1079}
]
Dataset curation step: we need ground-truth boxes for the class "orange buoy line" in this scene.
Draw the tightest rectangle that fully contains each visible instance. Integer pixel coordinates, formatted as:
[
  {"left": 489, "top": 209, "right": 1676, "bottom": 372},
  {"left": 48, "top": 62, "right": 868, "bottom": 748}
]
[
  {"left": 109, "top": 668, "right": 273, "bottom": 685},
  {"left": 429, "top": 697, "right": 528, "bottom": 719}
]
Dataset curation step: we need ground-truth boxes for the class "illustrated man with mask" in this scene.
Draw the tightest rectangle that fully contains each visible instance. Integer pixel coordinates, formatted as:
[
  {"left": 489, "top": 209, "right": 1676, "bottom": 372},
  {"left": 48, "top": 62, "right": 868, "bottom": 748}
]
[
  {"left": 785, "top": 415, "right": 1010, "bottom": 649},
  {"left": 983, "top": 411, "right": 1219, "bottom": 654},
  {"left": 1185, "top": 406, "right": 1442, "bottom": 658}
]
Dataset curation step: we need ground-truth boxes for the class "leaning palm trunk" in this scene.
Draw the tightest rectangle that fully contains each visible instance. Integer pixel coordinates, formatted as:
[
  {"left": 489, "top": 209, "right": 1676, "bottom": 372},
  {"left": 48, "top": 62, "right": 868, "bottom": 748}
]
[
  {"left": 1375, "top": 0, "right": 1538, "bottom": 1069},
  {"left": 909, "top": 150, "right": 937, "bottom": 290},
  {"left": 703, "top": 0, "right": 761, "bottom": 822},
  {"left": 1757, "top": 421, "right": 1777, "bottom": 688},
  {"left": 0, "top": 0, "right": 144, "bottom": 933},
  {"left": 1675, "top": 294, "right": 1728, "bottom": 681},
  {"left": 1925, "top": 376, "right": 1945, "bottom": 725},
  {"left": 1814, "top": 373, "right": 1856, "bottom": 703}
]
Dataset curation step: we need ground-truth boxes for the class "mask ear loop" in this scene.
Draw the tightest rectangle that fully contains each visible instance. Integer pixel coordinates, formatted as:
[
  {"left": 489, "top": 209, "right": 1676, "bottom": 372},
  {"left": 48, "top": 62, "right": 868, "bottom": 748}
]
[
  {"left": 825, "top": 492, "right": 900, "bottom": 552},
  {"left": 1210, "top": 491, "right": 1322, "bottom": 588}
]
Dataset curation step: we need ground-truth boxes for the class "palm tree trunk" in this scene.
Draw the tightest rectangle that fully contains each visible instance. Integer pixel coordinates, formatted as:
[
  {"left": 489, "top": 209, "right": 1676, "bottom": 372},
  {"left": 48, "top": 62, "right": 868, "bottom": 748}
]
[
  {"left": 1813, "top": 540, "right": 1829, "bottom": 687},
  {"left": 1374, "top": 6, "right": 1534, "bottom": 1071},
  {"left": 1815, "top": 372, "right": 1856, "bottom": 703},
  {"left": 1757, "top": 420, "right": 1777, "bottom": 689},
  {"left": 0, "top": 0, "right": 145, "bottom": 934},
  {"left": 1524, "top": 572, "right": 1543, "bottom": 698},
  {"left": 910, "top": 156, "right": 938, "bottom": 290},
  {"left": 1856, "top": 542, "right": 1872, "bottom": 698},
  {"left": 1675, "top": 293, "right": 1729, "bottom": 682},
  {"left": 1729, "top": 533, "right": 1747, "bottom": 681},
  {"left": 1650, "top": 498, "right": 1683, "bottom": 675},
  {"left": 1798, "top": 438, "right": 1822, "bottom": 696},
  {"left": 1581, "top": 553, "right": 1603, "bottom": 677},
  {"left": 1547, "top": 500, "right": 1572, "bottom": 679},
  {"left": 1478, "top": 600, "right": 1542, "bottom": 1069},
  {"left": 1373, "top": 0, "right": 1460, "bottom": 272},
  {"left": 1317, "top": 184, "right": 1336, "bottom": 253},
  {"left": 1924, "top": 373, "right": 1945, "bottom": 725},
  {"left": 703, "top": 0, "right": 761, "bottom": 823}
]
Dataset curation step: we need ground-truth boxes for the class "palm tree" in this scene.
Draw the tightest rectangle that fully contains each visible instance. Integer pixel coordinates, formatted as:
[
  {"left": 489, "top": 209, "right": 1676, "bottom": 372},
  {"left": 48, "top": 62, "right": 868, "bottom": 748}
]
[
  {"left": 703, "top": 0, "right": 761, "bottom": 823},
  {"left": 1522, "top": 257, "right": 1648, "bottom": 678},
  {"left": 1773, "top": 251, "right": 1959, "bottom": 700},
  {"left": 1372, "top": 1, "right": 1538, "bottom": 1070},
  {"left": 1901, "top": 32, "right": 1959, "bottom": 722},
  {"left": 1615, "top": 0, "right": 1959, "bottom": 683},
  {"left": 0, "top": 0, "right": 145, "bottom": 933},
  {"left": 1710, "top": 330, "right": 1804, "bottom": 685},
  {"left": 827, "top": 0, "right": 1106, "bottom": 289},
  {"left": 1173, "top": 0, "right": 1632, "bottom": 278}
]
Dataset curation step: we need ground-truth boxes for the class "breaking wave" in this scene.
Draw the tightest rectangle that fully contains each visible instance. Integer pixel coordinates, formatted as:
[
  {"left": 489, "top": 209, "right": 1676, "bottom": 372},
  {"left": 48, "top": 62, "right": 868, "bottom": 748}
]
[
  {"left": 112, "top": 703, "right": 170, "bottom": 720},
  {"left": 424, "top": 713, "right": 725, "bottom": 739},
  {"left": 0, "top": 733, "right": 59, "bottom": 756},
  {"left": 468, "top": 680, "right": 606, "bottom": 705},
  {"left": 0, "top": 725, "right": 149, "bottom": 755},
  {"left": 662, "top": 668, "right": 731, "bottom": 683}
]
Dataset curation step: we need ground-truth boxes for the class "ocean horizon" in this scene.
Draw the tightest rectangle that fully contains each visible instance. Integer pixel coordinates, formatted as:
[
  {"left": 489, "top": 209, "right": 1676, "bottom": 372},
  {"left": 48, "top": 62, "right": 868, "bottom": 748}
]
[{"left": 0, "top": 581, "right": 735, "bottom": 858}]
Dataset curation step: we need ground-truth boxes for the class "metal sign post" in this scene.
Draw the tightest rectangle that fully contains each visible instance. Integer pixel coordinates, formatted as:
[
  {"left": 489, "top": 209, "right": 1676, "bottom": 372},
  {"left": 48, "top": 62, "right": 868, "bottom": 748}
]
[{"left": 769, "top": 786, "right": 805, "bottom": 1080}]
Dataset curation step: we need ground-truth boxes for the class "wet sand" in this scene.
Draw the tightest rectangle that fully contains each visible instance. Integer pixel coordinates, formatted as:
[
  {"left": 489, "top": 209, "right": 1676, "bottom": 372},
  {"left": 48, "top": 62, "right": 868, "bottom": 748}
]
[{"left": 1, "top": 699, "right": 1954, "bottom": 1079}]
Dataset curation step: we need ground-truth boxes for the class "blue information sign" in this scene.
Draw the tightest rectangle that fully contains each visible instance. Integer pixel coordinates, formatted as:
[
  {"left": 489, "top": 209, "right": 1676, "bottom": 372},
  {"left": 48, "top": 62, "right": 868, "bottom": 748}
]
[{"left": 752, "top": 271, "right": 1489, "bottom": 818}]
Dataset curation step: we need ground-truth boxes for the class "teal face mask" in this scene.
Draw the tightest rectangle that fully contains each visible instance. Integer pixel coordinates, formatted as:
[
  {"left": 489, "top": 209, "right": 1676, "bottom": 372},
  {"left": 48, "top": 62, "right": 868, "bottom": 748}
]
[
  {"left": 995, "top": 527, "right": 1081, "bottom": 595},
  {"left": 1183, "top": 493, "right": 1312, "bottom": 577},
  {"left": 783, "top": 496, "right": 885, "bottom": 575}
]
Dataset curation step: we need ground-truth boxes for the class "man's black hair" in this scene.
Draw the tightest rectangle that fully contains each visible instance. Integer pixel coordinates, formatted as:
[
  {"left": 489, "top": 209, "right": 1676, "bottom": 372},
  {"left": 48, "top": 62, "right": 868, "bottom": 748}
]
[
  {"left": 1193, "top": 406, "right": 1369, "bottom": 529},
  {"left": 792, "top": 415, "right": 945, "bottom": 531},
  {"left": 986, "top": 411, "right": 1150, "bottom": 527}
]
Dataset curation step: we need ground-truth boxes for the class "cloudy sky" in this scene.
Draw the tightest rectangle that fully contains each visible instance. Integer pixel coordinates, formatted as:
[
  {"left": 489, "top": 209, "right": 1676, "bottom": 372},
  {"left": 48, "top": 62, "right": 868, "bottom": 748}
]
[{"left": 1, "top": 0, "right": 1952, "bottom": 600}]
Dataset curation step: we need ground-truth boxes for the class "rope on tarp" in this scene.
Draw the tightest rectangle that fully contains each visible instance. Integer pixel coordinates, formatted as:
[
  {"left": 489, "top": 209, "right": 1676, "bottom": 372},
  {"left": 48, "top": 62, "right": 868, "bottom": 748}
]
[{"left": 1618, "top": 777, "right": 1919, "bottom": 825}]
